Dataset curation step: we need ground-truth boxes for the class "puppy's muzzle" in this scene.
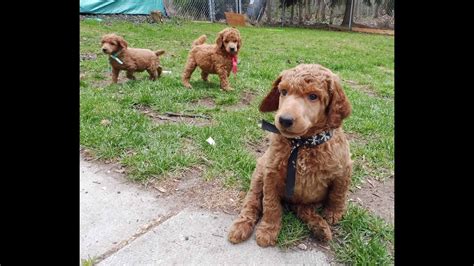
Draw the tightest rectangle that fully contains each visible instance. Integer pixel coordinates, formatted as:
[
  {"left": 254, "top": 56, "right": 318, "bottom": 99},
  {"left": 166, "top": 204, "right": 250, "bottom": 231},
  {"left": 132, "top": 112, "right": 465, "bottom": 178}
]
[{"left": 278, "top": 115, "right": 294, "bottom": 128}]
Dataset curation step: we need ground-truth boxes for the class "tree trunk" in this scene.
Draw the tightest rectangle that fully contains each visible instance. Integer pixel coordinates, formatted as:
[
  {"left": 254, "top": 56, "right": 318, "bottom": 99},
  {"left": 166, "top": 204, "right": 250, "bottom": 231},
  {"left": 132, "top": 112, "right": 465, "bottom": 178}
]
[
  {"left": 281, "top": 0, "right": 286, "bottom": 25},
  {"left": 354, "top": 0, "right": 359, "bottom": 20},
  {"left": 374, "top": 2, "right": 380, "bottom": 18},
  {"left": 290, "top": 4, "right": 294, "bottom": 23},
  {"left": 329, "top": 6, "right": 333, "bottom": 24},
  {"left": 320, "top": 0, "right": 326, "bottom": 21},
  {"left": 266, "top": 0, "right": 273, "bottom": 23},
  {"left": 341, "top": 0, "right": 353, "bottom": 26},
  {"left": 315, "top": 0, "right": 321, "bottom": 20},
  {"left": 298, "top": 0, "right": 303, "bottom": 24},
  {"left": 305, "top": 0, "right": 311, "bottom": 20}
]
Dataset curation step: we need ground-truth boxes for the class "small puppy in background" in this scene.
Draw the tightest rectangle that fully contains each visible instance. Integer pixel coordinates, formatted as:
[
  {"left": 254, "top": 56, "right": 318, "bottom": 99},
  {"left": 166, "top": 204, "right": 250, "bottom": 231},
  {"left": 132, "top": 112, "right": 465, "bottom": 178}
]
[
  {"left": 101, "top": 33, "right": 165, "bottom": 84},
  {"left": 182, "top": 27, "right": 242, "bottom": 91}
]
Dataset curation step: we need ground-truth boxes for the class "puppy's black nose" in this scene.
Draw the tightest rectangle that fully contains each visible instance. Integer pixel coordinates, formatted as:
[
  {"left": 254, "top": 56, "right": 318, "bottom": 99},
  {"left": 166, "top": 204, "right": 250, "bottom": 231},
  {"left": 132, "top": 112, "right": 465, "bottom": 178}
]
[
  {"left": 230, "top": 47, "right": 235, "bottom": 52},
  {"left": 102, "top": 48, "right": 107, "bottom": 52},
  {"left": 279, "top": 115, "right": 294, "bottom": 128}
]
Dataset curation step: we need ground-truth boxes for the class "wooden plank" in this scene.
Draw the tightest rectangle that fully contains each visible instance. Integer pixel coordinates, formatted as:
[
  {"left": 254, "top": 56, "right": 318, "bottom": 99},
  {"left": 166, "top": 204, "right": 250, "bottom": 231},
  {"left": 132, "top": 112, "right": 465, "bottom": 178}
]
[{"left": 224, "top": 12, "right": 246, "bottom": 27}]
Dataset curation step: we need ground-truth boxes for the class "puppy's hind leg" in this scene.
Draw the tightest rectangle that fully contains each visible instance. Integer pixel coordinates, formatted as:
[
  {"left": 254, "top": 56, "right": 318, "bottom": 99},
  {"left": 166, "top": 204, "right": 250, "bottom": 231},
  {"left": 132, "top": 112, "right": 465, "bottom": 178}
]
[
  {"left": 201, "top": 71, "right": 209, "bottom": 82},
  {"left": 126, "top": 70, "right": 136, "bottom": 81},
  {"left": 182, "top": 58, "right": 197, "bottom": 89}
]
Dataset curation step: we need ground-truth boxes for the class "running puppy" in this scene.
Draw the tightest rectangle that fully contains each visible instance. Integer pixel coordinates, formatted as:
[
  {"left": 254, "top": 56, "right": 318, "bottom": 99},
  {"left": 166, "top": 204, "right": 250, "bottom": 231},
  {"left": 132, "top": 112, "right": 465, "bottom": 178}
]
[{"left": 101, "top": 33, "right": 165, "bottom": 84}]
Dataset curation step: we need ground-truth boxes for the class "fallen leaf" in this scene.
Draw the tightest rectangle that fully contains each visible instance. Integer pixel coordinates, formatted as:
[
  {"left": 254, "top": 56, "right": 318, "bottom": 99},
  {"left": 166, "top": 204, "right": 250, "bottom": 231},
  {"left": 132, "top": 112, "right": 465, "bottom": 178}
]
[
  {"left": 297, "top": 243, "right": 307, "bottom": 250},
  {"left": 206, "top": 137, "right": 216, "bottom": 146},
  {"left": 155, "top": 186, "right": 167, "bottom": 193},
  {"left": 367, "top": 179, "right": 375, "bottom": 188},
  {"left": 100, "top": 119, "right": 111, "bottom": 126}
]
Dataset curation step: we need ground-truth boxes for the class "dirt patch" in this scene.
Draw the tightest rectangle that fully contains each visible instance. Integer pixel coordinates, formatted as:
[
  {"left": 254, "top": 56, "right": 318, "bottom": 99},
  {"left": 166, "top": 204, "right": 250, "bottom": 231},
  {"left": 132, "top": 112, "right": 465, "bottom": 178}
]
[
  {"left": 343, "top": 79, "right": 380, "bottom": 98},
  {"left": 246, "top": 136, "right": 270, "bottom": 158},
  {"left": 349, "top": 176, "right": 394, "bottom": 224},
  {"left": 134, "top": 104, "right": 213, "bottom": 126},
  {"left": 224, "top": 91, "right": 256, "bottom": 110},
  {"left": 352, "top": 27, "right": 394, "bottom": 36},
  {"left": 240, "top": 91, "right": 255, "bottom": 106},
  {"left": 81, "top": 53, "right": 97, "bottom": 61},
  {"left": 193, "top": 97, "right": 216, "bottom": 108},
  {"left": 345, "top": 131, "right": 368, "bottom": 146},
  {"left": 144, "top": 166, "right": 244, "bottom": 214}
]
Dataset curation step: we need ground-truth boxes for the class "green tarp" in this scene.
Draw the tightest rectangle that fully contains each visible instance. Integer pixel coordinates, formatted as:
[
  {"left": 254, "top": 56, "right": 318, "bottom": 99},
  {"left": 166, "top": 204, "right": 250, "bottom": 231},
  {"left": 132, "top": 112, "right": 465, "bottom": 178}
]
[{"left": 80, "top": 0, "right": 165, "bottom": 15}]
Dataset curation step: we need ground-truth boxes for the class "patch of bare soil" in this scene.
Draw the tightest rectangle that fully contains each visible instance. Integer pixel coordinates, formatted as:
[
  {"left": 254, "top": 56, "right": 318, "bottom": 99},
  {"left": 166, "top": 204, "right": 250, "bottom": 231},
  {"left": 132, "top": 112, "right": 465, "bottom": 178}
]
[
  {"left": 134, "top": 105, "right": 213, "bottom": 126},
  {"left": 246, "top": 135, "right": 270, "bottom": 158},
  {"left": 224, "top": 91, "right": 256, "bottom": 110},
  {"left": 344, "top": 131, "right": 368, "bottom": 146},
  {"left": 81, "top": 146, "right": 244, "bottom": 214},
  {"left": 349, "top": 176, "right": 394, "bottom": 224},
  {"left": 352, "top": 27, "right": 394, "bottom": 36},
  {"left": 80, "top": 147, "right": 126, "bottom": 171},
  {"left": 144, "top": 166, "right": 244, "bottom": 214},
  {"left": 343, "top": 79, "right": 379, "bottom": 98},
  {"left": 80, "top": 53, "right": 97, "bottom": 61},
  {"left": 193, "top": 97, "right": 216, "bottom": 108}
]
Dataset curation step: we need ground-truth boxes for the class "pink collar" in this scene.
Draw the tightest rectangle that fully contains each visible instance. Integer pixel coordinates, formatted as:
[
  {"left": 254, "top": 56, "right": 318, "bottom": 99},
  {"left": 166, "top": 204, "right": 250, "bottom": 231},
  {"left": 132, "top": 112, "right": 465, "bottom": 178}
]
[{"left": 230, "top": 55, "right": 238, "bottom": 75}]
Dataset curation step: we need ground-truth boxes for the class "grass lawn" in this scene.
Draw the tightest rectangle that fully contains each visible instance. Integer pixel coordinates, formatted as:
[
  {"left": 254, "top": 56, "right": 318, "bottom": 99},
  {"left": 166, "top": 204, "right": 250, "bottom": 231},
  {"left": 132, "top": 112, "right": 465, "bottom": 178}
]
[{"left": 80, "top": 18, "right": 394, "bottom": 264}]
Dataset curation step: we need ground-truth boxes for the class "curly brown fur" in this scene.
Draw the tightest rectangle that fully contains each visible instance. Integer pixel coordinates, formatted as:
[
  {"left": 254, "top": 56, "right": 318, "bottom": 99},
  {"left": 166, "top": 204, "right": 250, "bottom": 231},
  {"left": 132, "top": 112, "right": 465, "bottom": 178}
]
[
  {"left": 101, "top": 34, "right": 165, "bottom": 84},
  {"left": 228, "top": 64, "right": 352, "bottom": 247},
  {"left": 182, "top": 27, "right": 242, "bottom": 91}
]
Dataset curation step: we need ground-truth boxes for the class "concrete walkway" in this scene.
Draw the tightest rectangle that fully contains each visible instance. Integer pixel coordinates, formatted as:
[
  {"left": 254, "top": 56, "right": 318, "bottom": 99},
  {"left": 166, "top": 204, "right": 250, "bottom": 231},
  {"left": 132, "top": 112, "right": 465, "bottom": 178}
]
[{"left": 80, "top": 157, "right": 331, "bottom": 265}]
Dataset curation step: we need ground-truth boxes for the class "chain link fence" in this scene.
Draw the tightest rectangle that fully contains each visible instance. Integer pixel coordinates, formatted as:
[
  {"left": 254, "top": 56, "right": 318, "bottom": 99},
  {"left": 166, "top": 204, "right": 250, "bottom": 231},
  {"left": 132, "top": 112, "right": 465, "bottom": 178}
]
[
  {"left": 164, "top": 0, "right": 247, "bottom": 22},
  {"left": 164, "top": 0, "right": 394, "bottom": 31}
]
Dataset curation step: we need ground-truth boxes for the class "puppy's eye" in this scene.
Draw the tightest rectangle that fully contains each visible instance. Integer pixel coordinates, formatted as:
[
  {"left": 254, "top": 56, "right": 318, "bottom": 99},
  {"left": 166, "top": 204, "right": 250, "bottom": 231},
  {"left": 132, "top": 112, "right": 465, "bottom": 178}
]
[
  {"left": 280, "top": 89, "right": 288, "bottom": 96},
  {"left": 225, "top": 40, "right": 229, "bottom": 43},
  {"left": 308, "top": 94, "right": 318, "bottom": 101}
]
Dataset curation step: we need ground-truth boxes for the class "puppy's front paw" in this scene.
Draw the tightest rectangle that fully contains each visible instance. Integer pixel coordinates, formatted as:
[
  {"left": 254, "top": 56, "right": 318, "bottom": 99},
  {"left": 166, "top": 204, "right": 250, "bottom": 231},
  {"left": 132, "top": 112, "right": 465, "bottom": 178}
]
[
  {"left": 323, "top": 209, "right": 344, "bottom": 225},
  {"left": 255, "top": 223, "right": 279, "bottom": 247},
  {"left": 221, "top": 87, "right": 234, "bottom": 92},
  {"left": 183, "top": 82, "right": 193, "bottom": 89},
  {"left": 228, "top": 218, "right": 254, "bottom": 244}
]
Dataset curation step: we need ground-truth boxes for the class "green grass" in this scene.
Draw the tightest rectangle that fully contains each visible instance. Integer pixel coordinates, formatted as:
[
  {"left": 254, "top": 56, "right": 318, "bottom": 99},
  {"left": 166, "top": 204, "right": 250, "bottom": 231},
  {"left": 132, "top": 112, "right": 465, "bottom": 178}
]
[
  {"left": 81, "top": 257, "right": 96, "bottom": 266},
  {"left": 80, "top": 18, "right": 393, "bottom": 264},
  {"left": 277, "top": 211, "right": 311, "bottom": 248},
  {"left": 332, "top": 204, "right": 394, "bottom": 264}
]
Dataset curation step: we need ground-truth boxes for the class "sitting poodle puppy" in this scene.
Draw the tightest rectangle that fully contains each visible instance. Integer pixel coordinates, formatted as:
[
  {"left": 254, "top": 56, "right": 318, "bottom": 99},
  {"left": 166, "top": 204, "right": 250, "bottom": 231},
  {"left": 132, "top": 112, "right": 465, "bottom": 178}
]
[
  {"left": 101, "top": 33, "right": 165, "bottom": 84},
  {"left": 228, "top": 64, "right": 352, "bottom": 247},
  {"left": 182, "top": 27, "right": 242, "bottom": 91}
]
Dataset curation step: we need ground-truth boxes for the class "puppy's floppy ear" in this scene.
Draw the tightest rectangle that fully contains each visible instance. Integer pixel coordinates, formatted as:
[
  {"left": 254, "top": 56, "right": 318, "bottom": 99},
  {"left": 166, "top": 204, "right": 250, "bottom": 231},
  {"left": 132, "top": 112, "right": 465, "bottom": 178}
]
[
  {"left": 326, "top": 75, "right": 351, "bottom": 128},
  {"left": 117, "top": 36, "right": 128, "bottom": 49},
  {"left": 259, "top": 75, "right": 282, "bottom": 112},
  {"left": 237, "top": 35, "right": 242, "bottom": 50},
  {"left": 215, "top": 30, "right": 224, "bottom": 48}
]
